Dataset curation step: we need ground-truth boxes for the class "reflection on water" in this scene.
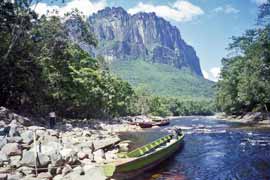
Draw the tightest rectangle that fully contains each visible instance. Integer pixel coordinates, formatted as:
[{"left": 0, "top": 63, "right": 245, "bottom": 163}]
[{"left": 121, "top": 116, "right": 270, "bottom": 180}]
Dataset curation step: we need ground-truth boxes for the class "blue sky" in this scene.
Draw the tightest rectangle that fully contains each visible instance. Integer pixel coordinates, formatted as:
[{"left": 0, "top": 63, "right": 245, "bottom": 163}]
[{"left": 35, "top": 0, "right": 265, "bottom": 81}]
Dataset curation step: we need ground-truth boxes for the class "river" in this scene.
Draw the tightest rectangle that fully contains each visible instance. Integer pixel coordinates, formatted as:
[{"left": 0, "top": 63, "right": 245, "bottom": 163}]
[{"left": 119, "top": 116, "right": 270, "bottom": 180}]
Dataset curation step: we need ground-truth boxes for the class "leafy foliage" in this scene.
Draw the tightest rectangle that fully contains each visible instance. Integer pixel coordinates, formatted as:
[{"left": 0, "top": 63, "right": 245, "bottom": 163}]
[
  {"left": 216, "top": 1, "right": 270, "bottom": 114},
  {"left": 110, "top": 60, "right": 215, "bottom": 98},
  {"left": 0, "top": 1, "right": 134, "bottom": 118}
]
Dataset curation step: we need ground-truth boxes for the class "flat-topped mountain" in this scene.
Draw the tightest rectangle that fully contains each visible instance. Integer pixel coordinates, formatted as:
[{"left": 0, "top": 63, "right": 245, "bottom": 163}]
[{"left": 65, "top": 7, "right": 214, "bottom": 97}]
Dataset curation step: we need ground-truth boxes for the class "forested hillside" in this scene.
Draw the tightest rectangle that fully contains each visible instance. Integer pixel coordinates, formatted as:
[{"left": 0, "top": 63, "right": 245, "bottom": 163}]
[
  {"left": 111, "top": 60, "right": 214, "bottom": 98},
  {"left": 216, "top": 1, "right": 270, "bottom": 115}
]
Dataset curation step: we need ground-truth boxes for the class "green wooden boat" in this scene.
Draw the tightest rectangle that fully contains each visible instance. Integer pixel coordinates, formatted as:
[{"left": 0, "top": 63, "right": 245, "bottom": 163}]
[{"left": 103, "top": 132, "right": 184, "bottom": 179}]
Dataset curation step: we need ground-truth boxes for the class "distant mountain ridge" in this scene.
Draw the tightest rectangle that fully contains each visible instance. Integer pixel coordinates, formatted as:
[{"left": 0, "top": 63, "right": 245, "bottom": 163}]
[
  {"left": 65, "top": 7, "right": 215, "bottom": 98},
  {"left": 66, "top": 7, "right": 203, "bottom": 76}
]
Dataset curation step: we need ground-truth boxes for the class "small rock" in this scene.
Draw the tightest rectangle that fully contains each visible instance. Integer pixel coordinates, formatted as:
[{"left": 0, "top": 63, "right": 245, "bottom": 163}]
[
  {"left": 78, "top": 152, "right": 88, "bottom": 160},
  {"left": 82, "top": 131, "right": 91, "bottom": 137},
  {"left": 62, "top": 164, "right": 72, "bottom": 176},
  {"left": 20, "top": 131, "right": 35, "bottom": 145},
  {"left": 52, "top": 175, "right": 63, "bottom": 180},
  {"left": 47, "top": 130, "right": 59, "bottom": 137},
  {"left": 18, "top": 166, "right": 34, "bottom": 176},
  {"left": 0, "top": 127, "right": 9, "bottom": 136},
  {"left": 0, "top": 137, "right": 7, "bottom": 150},
  {"left": 7, "top": 173, "right": 23, "bottom": 180},
  {"left": 1, "top": 143, "right": 22, "bottom": 156},
  {"left": 6, "top": 137, "right": 23, "bottom": 143},
  {"left": 9, "top": 155, "right": 21, "bottom": 167},
  {"left": 73, "top": 166, "right": 84, "bottom": 175},
  {"left": 8, "top": 123, "right": 19, "bottom": 137},
  {"left": 0, "top": 152, "right": 9, "bottom": 164},
  {"left": 60, "top": 149, "right": 77, "bottom": 165},
  {"left": 0, "top": 174, "right": 7, "bottom": 180},
  {"left": 118, "top": 141, "right": 130, "bottom": 152},
  {"left": 28, "top": 126, "right": 46, "bottom": 131},
  {"left": 37, "top": 172, "right": 52, "bottom": 180},
  {"left": 48, "top": 164, "right": 55, "bottom": 176},
  {"left": 65, "top": 124, "right": 73, "bottom": 131},
  {"left": 50, "top": 152, "right": 64, "bottom": 167},
  {"left": 56, "top": 167, "right": 62, "bottom": 175},
  {"left": 93, "top": 149, "right": 105, "bottom": 163}
]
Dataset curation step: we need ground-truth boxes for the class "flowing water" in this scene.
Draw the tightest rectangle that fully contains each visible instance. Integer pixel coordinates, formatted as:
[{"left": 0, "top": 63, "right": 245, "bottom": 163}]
[{"left": 119, "top": 116, "right": 270, "bottom": 180}]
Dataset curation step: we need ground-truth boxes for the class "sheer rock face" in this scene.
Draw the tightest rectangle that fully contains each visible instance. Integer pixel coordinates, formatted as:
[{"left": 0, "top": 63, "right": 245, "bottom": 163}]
[{"left": 67, "top": 7, "right": 203, "bottom": 76}]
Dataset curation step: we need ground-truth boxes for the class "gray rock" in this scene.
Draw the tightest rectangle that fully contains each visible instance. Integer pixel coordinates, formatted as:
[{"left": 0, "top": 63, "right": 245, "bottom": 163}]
[
  {"left": 56, "top": 167, "right": 62, "bottom": 175},
  {"left": 6, "top": 137, "right": 23, "bottom": 143},
  {"left": 0, "top": 152, "right": 9, "bottom": 164},
  {"left": 9, "top": 155, "right": 21, "bottom": 167},
  {"left": 20, "top": 151, "right": 50, "bottom": 168},
  {"left": 47, "top": 129, "right": 59, "bottom": 137},
  {"left": 28, "top": 126, "right": 46, "bottom": 131},
  {"left": 93, "top": 149, "right": 105, "bottom": 163},
  {"left": 50, "top": 152, "right": 64, "bottom": 167},
  {"left": 52, "top": 174, "right": 63, "bottom": 180},
  {"left": 0, "top": 127, "right": 9, "bottom": 136},
  {"left": 62, "top": 167, "right": 106, "bottom": 180},
  {"left": 77, "top": 151, "right": 87, "bottom": 160},
  {"left": 8, "top": 123, "right": 19, "bottom": 137},
  {"left": 20, "top": 131, "right": 35, "bottom": 145},
  {"left": 7, "top": 173, "right": 23, "bottom": 180},
  {"left": 18, "top": 166, "right": 34, "bottom": 176},
  {"left": 1, "top": 143, "right": 22, "bottom": 156},
  {"left": 0, "top": 137, "right": 7, "bottom": 150},
  {"left": 62, "top": 164, "right": 72, "bottom": 176},
  {"left": 60, "top": 149, "right": 77, "bottom": 165},
  {"left": 37, "top": 172, "right": 52, "bottom": 180},
  {"left": 0, "top": 174, "right": 7, "bottom": 180},
  {"left": 0, "top": 121, "right": 6, "bottom": 128}
]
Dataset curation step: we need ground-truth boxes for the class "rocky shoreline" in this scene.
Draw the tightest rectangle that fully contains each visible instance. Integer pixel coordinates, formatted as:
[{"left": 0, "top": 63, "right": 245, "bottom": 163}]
[
  {"left": 215, "top": 112, "right": 270, "bottom": 127},
  {"left": 0, "top": 107, "right": 159, "bottom": 180}
]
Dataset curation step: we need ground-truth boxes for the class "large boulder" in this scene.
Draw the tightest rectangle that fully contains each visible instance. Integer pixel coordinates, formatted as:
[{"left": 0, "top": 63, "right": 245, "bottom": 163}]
[
  {"left": 20, "top": 151, "right": 50, "bottom": 168},
  {"left": 20, "top": 131, "right": 35, "bottom": 145},
  {"left": 1, "top": 143, "right": 22, "bottom": 156}
]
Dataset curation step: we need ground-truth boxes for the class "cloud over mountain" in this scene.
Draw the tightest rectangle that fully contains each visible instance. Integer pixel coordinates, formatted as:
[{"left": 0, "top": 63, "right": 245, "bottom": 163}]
[{"left": 128, "top": 0, "right": 204, "bottom": 22}]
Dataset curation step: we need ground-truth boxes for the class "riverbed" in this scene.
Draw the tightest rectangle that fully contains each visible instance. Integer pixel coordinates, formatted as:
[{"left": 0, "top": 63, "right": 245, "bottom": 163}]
[{"left": 120, "top": 116, "right": 270, "bottom": 180}]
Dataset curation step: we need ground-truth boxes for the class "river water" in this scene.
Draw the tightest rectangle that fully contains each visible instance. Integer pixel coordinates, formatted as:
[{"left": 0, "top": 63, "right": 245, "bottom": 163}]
[{"left": 120, "top": 116, "right": 270, "bottom": 180}]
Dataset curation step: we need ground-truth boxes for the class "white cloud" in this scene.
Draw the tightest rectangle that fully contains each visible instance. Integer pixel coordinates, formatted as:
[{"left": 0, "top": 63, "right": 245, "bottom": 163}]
[
  {"left": 202, "top": 69, "right": 209, "bottom": 79},
  {"left": 32, "top": 0, "right": 107, "bottom": 17},
  {"left": 203, "top": 67, "right": 221, "bottom": 82},
  {"left": 213, "top": 5, "right": 239, "bottom": 14},
  {"left": 128, "top": 0, "right": 204, "bottom": 22},
  {"left": 251, "top": 0, "right": 268, "bottom": 6}
]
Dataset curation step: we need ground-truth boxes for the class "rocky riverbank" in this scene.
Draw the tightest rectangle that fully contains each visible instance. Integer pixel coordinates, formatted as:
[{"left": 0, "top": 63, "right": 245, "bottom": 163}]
[
  {"left": 215, "top": 112, "right": 270, "bottom": 127},
  {"left": 0, "top": 107, "right": 156, "bottom": 180}
]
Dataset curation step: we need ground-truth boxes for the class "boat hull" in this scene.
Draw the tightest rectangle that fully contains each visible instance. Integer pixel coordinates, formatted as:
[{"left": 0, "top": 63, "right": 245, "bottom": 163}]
[{"left": 109, "top": 134, "right": 184, "bottom": 179}]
